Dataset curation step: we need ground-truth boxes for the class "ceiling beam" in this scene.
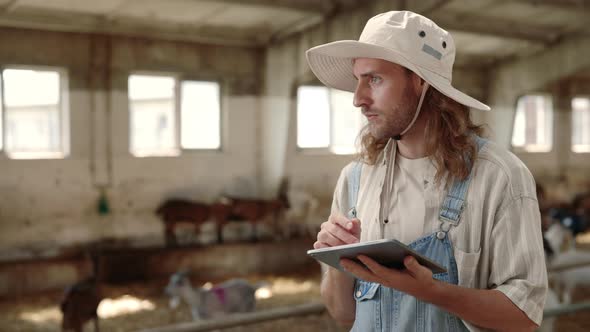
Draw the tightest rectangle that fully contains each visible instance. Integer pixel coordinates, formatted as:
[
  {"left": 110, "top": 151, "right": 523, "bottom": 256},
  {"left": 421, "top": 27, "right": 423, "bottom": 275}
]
[
  {"left": 403, "top": 0, "right": 454, "bottom": 14},
  {"left": 267, "top": 15, "right": 325, "bottom": 44},
  {"left": 209, "top": 0, "right": 337, "bottom": 14},
  {"left": 1, "top": 0, "right": 20, "bottom": 13},
  {"left": 266, "top": 0, "right": 366, "bottom": 44},
  {"left": 0, "top": 10, "right": 267, "bottom": 47},
  {"left": 491, "top": 34, "right": 590, "bottom": 102},
  {"left": 431, "top": 12, "right": 561, "bottom": 44},
  {"left": 509, "top": 0, "right": 590, "bottom": 9},
  {"left": 454, "top": 53, "right": 511, "bottom": 69},
  {"left": 265, "top": 0, "right": 453, "bottom": 44}
]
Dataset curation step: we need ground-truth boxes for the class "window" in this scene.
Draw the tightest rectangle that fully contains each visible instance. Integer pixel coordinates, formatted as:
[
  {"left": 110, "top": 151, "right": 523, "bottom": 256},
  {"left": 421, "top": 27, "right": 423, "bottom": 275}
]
[
  {"left": 511, "top": 94, "right": 553, "bottom": 152},
  {"left": 128, "top": 74, "right": 220, "bottom": 157},
  {"left": 129, "top": 75, "right": 177, "bottom": 157},
  {"left": 0, "top": 67, "right": 69, "bottom": 159},
  {"left": 296, "top": 85, "right": 364, "bottom": 154},
  {"left": 572, "top": 97, "right": 590, "bottom": 153},
  {"left": 181, "top": 81, "right": 220, "bottom": 149}
]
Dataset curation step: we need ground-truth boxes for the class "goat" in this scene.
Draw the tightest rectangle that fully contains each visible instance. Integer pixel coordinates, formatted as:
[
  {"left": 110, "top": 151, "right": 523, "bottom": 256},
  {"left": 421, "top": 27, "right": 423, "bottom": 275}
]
[
  {"left": 60, "top": 250, "right": 102, "bottom": 332},
  {"left": 165, "top": 272, "right": 266, "bottom": 320},
  {"left": 61, "top": 277, "right": 101, "bottom": 332},
  {"left": 214, "top": 177, "right": 291, "bottom": 241},
  {"left": 544, "top": 222, "right": 575, "bottom": 257},
  {"left": 218, "top": 196, "right": 288, "bottom": 241},
  {"left": 156, "top": 199, "right": 226, "bottom": 245}
]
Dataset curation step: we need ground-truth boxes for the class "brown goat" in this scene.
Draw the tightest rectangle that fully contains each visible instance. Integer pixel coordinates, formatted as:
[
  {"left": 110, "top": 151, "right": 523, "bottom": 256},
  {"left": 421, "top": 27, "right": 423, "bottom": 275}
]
[
  {"left": 60, "top": 277, "right": 101, "bottom": 332},
  {"left": 218, "top": 196, "right": 289, "bottom": 241},
  {"left": 60, "top": 251, "right": 102, "bottom": 332},
  {"left": 156, "top": 199, "right": 227, "bottom": 245},
  {"left": 215, "top": 178, "right": 291, "bottom": 241}
]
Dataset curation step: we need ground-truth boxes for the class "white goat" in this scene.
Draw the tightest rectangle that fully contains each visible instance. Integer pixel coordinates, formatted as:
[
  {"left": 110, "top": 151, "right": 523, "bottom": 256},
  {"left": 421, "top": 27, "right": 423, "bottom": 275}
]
[
  {"left": 544, "top": 222, "right": 575, "bottom": 256},
  {"left": 165, "top": 272, "right": 267, "bottom": 320}
]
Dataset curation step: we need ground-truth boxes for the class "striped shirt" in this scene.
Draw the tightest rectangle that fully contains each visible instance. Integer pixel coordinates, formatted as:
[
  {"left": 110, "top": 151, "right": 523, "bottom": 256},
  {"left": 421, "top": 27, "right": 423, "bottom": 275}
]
[{"left": 330, "top": 139, "right": 548, "bottom": 329}]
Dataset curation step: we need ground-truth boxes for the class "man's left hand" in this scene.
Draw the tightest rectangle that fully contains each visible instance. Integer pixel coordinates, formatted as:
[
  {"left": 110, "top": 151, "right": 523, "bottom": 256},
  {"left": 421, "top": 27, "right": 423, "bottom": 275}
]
[{"left": 340, "top": 255, "right": 440, "bottom": 302}]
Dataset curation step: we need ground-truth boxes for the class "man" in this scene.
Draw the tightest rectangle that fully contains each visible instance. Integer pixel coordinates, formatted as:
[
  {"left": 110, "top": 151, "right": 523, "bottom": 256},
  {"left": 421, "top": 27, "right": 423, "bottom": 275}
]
[{"left": 306, "top": 11, "right": 547, "bottom": 331}]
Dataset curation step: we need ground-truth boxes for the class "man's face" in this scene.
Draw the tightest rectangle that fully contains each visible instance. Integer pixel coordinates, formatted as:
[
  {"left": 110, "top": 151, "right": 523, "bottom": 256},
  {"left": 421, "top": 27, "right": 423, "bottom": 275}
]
[{"left": 352, "top": 58, "right": 419, "bottom": 140}]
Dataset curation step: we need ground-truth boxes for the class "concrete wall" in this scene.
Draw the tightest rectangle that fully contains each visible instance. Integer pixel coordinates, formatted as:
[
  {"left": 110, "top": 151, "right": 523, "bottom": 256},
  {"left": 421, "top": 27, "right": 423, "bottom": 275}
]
[
  {"left": 1, "top": 2, "right": 589, "bottom": 262},
  {"left": 0, "top": 28, "right": 263, "bottom": 259}
]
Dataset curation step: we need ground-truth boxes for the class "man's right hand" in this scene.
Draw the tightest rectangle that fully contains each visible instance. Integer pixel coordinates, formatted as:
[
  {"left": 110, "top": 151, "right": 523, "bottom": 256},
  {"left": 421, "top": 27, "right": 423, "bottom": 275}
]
[{"left": 313, "top": 212, "right": 361, "bottom": 249}]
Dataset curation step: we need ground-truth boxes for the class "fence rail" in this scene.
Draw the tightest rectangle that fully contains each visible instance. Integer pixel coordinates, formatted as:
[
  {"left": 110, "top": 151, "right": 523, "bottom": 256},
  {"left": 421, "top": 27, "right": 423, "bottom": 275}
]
[
  {"left": 544, "top": 301, "right": 590, "bottom": 318},
  {"left": 139, "top": 292, "right": 590, "bottom": 331},
  {"left": 547, "top": 259, "right": 590, "bottom": 273},
  {"left": 138, "top": 302, "right": 326, "bottom": 332}
]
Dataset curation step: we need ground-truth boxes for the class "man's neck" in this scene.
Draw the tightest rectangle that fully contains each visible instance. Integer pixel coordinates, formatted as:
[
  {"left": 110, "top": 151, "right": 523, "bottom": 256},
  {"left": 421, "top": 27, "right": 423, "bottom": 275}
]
[{"left": 393, "top": 120, "right": 428, "bottom": 159}]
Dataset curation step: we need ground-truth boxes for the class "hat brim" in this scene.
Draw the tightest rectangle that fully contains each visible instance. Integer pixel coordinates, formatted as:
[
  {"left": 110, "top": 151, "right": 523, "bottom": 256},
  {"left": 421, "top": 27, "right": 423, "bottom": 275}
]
[{"left": 306, "top": 40, "right": 490, "bottom": 111}]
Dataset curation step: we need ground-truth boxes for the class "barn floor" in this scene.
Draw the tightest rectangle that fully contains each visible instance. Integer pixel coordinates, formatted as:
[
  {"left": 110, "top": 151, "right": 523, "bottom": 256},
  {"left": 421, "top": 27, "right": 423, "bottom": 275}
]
[
  {"left": 0, "top": 262, "right": 348, "bottom": 332},
  {"left": 1, "top": 258, "right": 589, "bottom": 331}
]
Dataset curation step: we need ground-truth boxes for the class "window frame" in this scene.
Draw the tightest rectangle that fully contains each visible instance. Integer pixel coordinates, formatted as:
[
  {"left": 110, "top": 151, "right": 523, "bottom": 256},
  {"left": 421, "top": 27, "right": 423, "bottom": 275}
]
[
  {"left": 510, "top": 93, "right": 554, "bottom": 153},
  {"left": 294, "top": 83, "right": 362, "bottom": 155},
  {"left": 571, "top": 95, "right": 590, "bottom": 154},
  {"left": 179, "top": 78, "right": 223, "bottom": 151},
  {"left": 0, "top": 64, "right": 70, "bottom": 160},
  {"left": 295, "top": 83, "right": 331, "bottom": 154},
  {"left": 127, "top": 71, "right": 223, "bottom": 158}
]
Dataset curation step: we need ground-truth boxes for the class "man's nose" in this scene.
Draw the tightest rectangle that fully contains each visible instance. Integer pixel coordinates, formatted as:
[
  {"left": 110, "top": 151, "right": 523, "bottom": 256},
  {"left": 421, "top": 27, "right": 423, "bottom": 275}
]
[{"left": 353, "top": 82, "right": 370, "bottom": 108}]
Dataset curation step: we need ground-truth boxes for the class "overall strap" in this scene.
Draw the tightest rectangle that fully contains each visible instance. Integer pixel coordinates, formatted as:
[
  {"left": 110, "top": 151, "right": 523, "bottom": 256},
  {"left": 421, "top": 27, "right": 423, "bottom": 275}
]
[
  {"left": 347, "top": 161, "right": 363, "bottom": 219},
  {"left": 437, "top": 137, "right": 487, "bottom": 239}
]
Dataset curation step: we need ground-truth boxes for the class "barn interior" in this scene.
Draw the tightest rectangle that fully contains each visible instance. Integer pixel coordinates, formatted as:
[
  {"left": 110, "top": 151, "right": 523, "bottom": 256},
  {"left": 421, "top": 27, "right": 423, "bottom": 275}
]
[{"left": 0, "top": 0, "right": 589, "bottom": 331}]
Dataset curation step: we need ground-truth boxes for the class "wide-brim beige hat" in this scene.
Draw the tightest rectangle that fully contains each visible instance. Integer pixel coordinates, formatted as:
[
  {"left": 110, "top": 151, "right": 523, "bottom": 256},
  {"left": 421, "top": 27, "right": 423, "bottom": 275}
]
[{"left": 306, "top": 11, "right": 490, "bottom": 111}]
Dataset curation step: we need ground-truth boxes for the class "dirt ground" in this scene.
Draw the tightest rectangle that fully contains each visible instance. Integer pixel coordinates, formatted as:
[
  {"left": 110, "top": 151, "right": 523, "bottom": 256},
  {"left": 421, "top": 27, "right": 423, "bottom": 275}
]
[
  {"left": 1, "top": 260, "right": 589, "bottom": 331},
  {"left": 0, "top": 263, "right": 348, "bottom": 332},
  {"left": 552, "top": 286, "right": 590, "bottom": 331}
]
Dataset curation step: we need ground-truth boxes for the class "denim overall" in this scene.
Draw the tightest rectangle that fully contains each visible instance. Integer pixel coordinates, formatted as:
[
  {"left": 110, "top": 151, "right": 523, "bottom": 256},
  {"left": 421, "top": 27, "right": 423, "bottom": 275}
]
[{"left": 349, "top": 137, "right": 486, "bottom": 331}]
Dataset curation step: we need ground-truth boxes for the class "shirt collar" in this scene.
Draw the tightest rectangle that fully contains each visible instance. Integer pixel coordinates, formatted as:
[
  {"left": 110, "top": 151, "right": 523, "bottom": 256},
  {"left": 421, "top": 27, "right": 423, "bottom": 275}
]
[{"left": 378, "top": 138, "right": 436, "bottom": 185}]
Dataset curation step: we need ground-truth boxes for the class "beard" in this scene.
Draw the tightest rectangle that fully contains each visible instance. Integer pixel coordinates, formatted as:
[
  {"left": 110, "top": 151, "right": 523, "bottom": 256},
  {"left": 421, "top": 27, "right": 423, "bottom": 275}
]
[{"left": 364, "top": 84, "right": 420, "bottom": 140}]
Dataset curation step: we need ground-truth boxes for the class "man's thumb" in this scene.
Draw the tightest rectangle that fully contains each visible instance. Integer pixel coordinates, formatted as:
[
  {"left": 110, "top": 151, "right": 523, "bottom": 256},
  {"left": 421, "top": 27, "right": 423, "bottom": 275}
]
[{"left": 404, "top": 256, "right": 429, "bottom": 279}]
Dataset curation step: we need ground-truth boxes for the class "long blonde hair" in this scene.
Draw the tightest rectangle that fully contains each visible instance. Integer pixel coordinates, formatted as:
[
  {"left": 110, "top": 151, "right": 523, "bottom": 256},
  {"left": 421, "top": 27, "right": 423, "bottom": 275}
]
[{"left": 358, "top": 87, "right": 485, "bottom": 185}]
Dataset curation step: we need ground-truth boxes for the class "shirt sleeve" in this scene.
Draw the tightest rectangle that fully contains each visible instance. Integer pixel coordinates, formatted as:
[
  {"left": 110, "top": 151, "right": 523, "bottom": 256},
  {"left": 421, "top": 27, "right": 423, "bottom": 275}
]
[
  {"left": 488, "top": 195, "right": 548, "bottom": 325},
  {"left": 330, "top": 163, "right": 354, "bottom": 217}
]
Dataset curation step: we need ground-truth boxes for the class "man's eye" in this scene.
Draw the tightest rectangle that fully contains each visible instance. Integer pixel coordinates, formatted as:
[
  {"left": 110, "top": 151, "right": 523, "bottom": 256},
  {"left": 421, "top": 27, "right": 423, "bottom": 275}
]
[{"left": 370, "top": 76, "right": 381, "bottom": 84}]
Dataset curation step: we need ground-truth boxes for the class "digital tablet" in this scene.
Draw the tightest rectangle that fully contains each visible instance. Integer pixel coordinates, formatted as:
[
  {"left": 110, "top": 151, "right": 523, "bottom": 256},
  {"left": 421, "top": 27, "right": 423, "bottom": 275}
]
[{"left": 307, "top": 239, "right": 447, "bottom": 274}]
